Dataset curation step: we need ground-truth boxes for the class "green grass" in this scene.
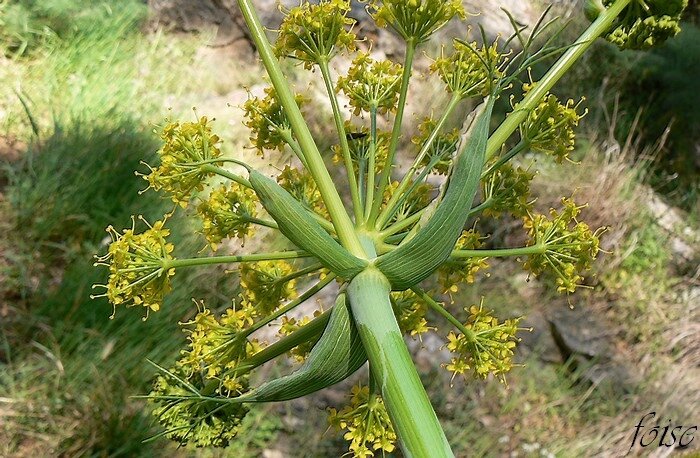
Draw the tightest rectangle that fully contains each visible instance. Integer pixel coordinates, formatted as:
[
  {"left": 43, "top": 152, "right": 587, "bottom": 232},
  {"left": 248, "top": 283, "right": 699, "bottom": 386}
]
[{"left": 0, "top": 2, "right": 253, "bottom": 455}]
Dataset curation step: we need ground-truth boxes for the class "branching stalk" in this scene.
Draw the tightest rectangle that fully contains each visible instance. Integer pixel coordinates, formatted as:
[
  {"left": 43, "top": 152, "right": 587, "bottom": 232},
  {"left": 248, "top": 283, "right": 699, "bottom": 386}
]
[
  {"left": 368, "top": 40, "right": 417, "bottom": 226},
  {"left": 236, "top": 0, "right": 365, "bottom": 257},
  {"left": 485, "top": 0, "right": 632, "bottom": 160}
]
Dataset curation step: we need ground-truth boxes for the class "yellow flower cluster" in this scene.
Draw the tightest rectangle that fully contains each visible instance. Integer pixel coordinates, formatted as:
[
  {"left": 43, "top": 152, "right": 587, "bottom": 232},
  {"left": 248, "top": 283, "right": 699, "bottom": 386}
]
[
  {"left": 179, "top": 301, "right": 262, "bottom": 395},
  {"left": 337, "top": 53, "right": 403, "bottom": 115},
  {"left": 243, "top": 87, "right": 307, "bottom": 152},
  {"left": 92, "top": 218, "right": 175, "bottom": 316},
  {"left": 444, "top": 304, "right": 522, "bottom": 383},
  {"left": 369, "top": 0, "right": 465, "bottom": 43},
  {"left": 481, "top": 163, "right": 535, "bottom": 218},
  {"left": 522, "top": 197, "right": 603, "bottom": 293},
  {"left": 275, "top": 0, "right": 356, "bottom": 68},
  {"left": 328, "top": 385, "right": 397, "bottom": 457},
  {"left": 141, "top": 117, "right": 223, "bottom": 208},
  {"left": 437, "top": 230, "right": 489, "bottom": 295},
  {"left": 239, "top": 260, "right": 298, "bottom": 315},
  {"left": 392, "top": 291, "right": 432, "bottom": 337},
  {"left": 197, "top": 183, "right": 259, "bottom": 250},
  {"left": 276, "top": 165, "right": 328, "bottom": 218},
  {"left": 413, "top": 117, "right": 460, "bottom": 175},
  {"left": 519, "top": 85, "right": 586, "bottom": 163},
  {"left": 431, "top": 40, "right": 503, "bottom": 98}
]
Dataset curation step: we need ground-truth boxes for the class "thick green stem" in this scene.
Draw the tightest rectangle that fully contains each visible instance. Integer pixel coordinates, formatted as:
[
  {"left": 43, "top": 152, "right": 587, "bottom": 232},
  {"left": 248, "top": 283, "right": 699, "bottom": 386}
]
[
  {"left": 485, "top": 0, "right": 632, "bottom": 161},
  {"left": 348, "top": 268, "right": 453, "bottom": 457},
  {"left": 318, "top": 59, "right": 363, "bottom": 222},
  {"left": 368, "top": 40, "right": 417, "bottom": 226},
  {"left": 236, "top": 0, "right": 365, "bottom": 258},
  {"left": 165, "top": 250, "right": 310, "bottom": 269}
]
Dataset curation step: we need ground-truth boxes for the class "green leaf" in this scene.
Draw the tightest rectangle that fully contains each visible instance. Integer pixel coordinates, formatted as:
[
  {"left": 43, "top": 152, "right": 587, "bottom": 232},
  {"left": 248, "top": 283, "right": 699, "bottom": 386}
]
[
  {"left": 237, "top": 291, "right": 366, "bottom": 402},
  {"left": 376, "top": 99, "right": 494, "bottom": 290},
  {"left": 249, "top": 170, "right": 367, "bottom": 279}
]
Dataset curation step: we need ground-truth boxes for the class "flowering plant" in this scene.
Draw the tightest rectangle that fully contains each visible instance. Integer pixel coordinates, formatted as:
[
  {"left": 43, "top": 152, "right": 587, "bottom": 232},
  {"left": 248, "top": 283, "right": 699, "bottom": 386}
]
[{"left": 94, "top": 0, "right": 685, "bottom": 455}]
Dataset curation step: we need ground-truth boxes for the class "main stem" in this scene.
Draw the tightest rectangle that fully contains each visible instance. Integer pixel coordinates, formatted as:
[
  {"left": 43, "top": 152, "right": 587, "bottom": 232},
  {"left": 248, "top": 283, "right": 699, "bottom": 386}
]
[
  {"left": 485, "top": 0, "right": 632, "bottom": 160},
  {"left": 348, "top": 268, "right": 453, "bottom": 457},
  {"left": 236, "top": 0, "right": 365, "bottom": 258}
]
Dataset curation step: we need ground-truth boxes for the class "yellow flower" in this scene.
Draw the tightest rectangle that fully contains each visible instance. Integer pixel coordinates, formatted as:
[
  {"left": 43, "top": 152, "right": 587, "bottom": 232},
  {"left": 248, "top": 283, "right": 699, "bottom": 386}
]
[
  {"left": 481, "top": 163, "right": 535, "bottom": 218},
  {"left": 149, "top": 362, "right": 250, "bottom": 447},
  {"left": 444, "top": 303, "right": 523, "bottom": 383},
  {"left": 519, "top": 85, "right": 586, "bottom": 163},
  {"left": 197, "top": 183, "right": 259, "bottom": 250},
  {"left": 140, "top": 117, "right": 223, "bottom": 207},
  {"left": 337, "top": 53, "right": 403, "bottom": 115},
  {"left": 437, "top": 229, "right": 489, "bottom": 295},
  {"left": 522, "top": 197, "right": 603, "bottom": 293},
  {"left": 275, "top": 0, "right": 356, "bottom": 68},
  {"left": 328, "top": 385, "right": 397, "bottom": 457},
  {"left": 392, "top": 291, "right": 432, "bottom": 337},
  {"left": 178, "top": 300, "right": 260, "bottom": 395},
  {"left": 369, "top": 0, "right": 466, "bottom": 43},
  {"left": 243, "top": 86, "right": 307, "bottom": 153},
  {"left": 239, "top": 260, "right": 298, "bottom": 315},
  {"left": 431, "top": 40, "right": 503, "bottom": 98},
  {"left": 92, "top": 217, "right": 175, "bottom": 317}
]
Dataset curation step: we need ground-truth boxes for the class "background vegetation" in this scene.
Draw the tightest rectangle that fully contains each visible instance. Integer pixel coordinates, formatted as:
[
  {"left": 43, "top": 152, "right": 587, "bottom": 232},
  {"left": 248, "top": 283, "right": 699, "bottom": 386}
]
[{"left": 0, "top": 0, "right": 697, "bottom": 456}]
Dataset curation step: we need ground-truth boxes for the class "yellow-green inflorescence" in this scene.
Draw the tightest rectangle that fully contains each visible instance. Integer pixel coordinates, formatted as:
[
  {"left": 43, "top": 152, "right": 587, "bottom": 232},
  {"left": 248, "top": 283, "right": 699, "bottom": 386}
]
[
  {"left": 275, "top": 0, "right": 356, "bottom": 68},
  {"left": 523, "top": 198, "right": 603, "bottom": 293},
  {"left": 369, "top": 0, "right": 466, "bottom": 43},
  {"left": 392, "top": 290, "right": 432, "bottom": 337},
  {"left": 140, "top": 117, "right": 223, "bottom": 208},
  {"left": 337, "top": 52, "right": 404, "bottom": 115},
  {"left": 197, "top": 183, "right": 260, "bottom": 250},
  {"left": 239, "top": 260, "right": 298, "bottom": 315},
  {"left": 150, "top": 365, "right": 250, "bottom": 448},
  {"left": 92, "top": 217, "right": 175, "bottom": 317},
  {"left": 243, "top": 86, "right": 307, "bottom": 153},
  {"left": 431, "top": 40, "right": 504, "bottom": 99},
  {"left": 519, "top": 84, "right": 587, "bottom": 163},
  {"left": 444, "top": 304, "right": 524, "bottom": 383},
  {"left": 329, "top": 385, "right": 398, "bottom": 458},
  {"left": 586, "top": 0, "right": 688, "bottom": 50},
  {"left": 481, "top": 163, "right": 535, "bottom": 218},
  {"left": 149, "top": 301, "right": 260, "bottom": 447}
]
